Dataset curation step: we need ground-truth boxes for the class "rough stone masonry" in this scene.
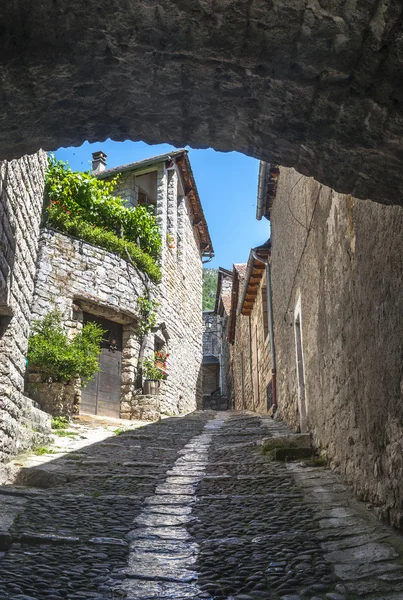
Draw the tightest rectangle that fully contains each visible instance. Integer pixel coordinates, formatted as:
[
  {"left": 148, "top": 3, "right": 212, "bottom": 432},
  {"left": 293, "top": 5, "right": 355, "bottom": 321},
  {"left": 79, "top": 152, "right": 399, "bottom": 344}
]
[
  {"left": 0, "top": 151, "right": 51, "bottom": 464},
  {"left": 1, "top": 1, "right": 403, "bottom": 205}
]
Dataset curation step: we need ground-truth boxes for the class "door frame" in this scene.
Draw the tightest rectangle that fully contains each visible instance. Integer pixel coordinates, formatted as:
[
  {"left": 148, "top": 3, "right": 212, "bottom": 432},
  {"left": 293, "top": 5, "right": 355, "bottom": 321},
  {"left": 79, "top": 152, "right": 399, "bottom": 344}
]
[{"left": 294, "top": 294, "right": 308, "bottom": 432}]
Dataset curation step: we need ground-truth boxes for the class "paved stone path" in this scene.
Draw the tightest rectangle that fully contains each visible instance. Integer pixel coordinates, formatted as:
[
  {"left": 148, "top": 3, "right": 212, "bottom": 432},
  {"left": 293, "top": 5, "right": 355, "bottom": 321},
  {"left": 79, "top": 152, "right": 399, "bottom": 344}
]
[{"left": 1, "top": 412, "right": 403, "bottom": 600}]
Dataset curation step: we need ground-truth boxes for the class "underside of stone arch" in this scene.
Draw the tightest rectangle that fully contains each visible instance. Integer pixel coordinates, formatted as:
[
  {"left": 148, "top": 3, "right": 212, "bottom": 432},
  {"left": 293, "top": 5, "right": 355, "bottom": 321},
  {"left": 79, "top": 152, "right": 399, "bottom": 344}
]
[{"left": 1, "top": 0, "right": 403, "bottom": 205}]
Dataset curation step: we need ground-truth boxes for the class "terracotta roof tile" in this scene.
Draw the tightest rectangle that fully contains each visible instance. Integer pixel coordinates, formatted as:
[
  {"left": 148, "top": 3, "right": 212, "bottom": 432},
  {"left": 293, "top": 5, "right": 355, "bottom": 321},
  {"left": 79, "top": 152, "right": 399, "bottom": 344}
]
[
  {"left": 221, "top": 293, "right": 232, "bottom": 314},
  {"left": 233, "top": 263, "right": 247, "bottom": 278}
]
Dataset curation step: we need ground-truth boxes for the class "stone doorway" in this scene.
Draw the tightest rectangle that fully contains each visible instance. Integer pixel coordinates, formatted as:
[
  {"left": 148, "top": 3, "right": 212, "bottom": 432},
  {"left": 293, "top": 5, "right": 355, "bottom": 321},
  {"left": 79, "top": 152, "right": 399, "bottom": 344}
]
[{"left": 80, "top": 313, "right": 123, "bottom": 418}]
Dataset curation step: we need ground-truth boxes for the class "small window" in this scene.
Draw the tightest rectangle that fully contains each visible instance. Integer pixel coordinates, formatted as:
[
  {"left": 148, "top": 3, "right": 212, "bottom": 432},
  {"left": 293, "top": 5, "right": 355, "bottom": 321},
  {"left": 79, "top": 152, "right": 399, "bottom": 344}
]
[
  {"left": 154, "top": 339, "right": 164, "bottom": 353},
  {"left": 261, "top": 286, "right": 269, "bottom": 340}
]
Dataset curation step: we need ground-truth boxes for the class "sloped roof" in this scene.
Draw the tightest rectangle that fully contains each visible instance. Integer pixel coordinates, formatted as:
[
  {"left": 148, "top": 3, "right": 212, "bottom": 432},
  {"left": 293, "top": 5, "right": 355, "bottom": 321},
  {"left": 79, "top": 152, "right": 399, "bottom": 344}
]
[
  {"left": 221, "top": 294, "right": 232, "bottom": 314},
  {"left": 240, "top": 240, "right": 271, "bottom": 316},
  {"left": 256, "top": 162, "right": 280, "bottom": 221},
  {"left": 214, "top": 266, "right": 233, "bottom": 315},
  {"left": 98, "top": 149, "right": 186, "bottom": 179},
  {"left": 228, "top": 262, "right": 247, "bottom": 344},
  {"left": 233, "top": 263, "right": 247, "bottom": 278}
]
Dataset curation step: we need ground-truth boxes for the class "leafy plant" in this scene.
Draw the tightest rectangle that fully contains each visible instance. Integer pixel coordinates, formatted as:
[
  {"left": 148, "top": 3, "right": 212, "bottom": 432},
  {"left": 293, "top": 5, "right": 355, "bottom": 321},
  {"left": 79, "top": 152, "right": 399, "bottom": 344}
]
[
  {"left": 143, "top": 356, "right": 165, "bottom": 381},
  {"left": 28, "top": 311, "right": 105, "bottom": 385},
  {"left": 202, "top": 268, "right": 218, "bottom": 310},
  {"left": 34, "top": 447, "right": 58, "bottom": 456},
  {"left": 114, "top": 428, "right": 128, "bottom": 436},
  {"left": 54, "top": 430, "right": 78, "bottom": 438},
  {"left": 136, "top": 295, "right": 159, "bottom": 337},
  {"left": 51, "top": 416, "right": 70, "bottom": 430},
  {"left": 44, "top": 155, "right": 162, "bottom": 279}
]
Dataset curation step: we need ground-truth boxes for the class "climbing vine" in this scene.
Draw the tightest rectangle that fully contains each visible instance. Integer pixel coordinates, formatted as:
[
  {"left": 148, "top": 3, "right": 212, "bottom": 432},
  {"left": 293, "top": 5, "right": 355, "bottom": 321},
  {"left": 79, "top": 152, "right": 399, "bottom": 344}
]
[
  {"left": 44, "top": 154, "right": 162, "bottom": 282},
  {"left": 136, "top": 295, "right": 159, "bottom": 337}
]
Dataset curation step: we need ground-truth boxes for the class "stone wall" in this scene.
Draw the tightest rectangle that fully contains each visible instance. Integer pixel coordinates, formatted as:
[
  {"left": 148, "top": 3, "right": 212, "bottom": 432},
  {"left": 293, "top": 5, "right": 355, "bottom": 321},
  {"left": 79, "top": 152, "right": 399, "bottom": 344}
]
[
  {"left": 202, "top": 365, "right": 219, "bottom": 396},
  {"left": 230, "top": 268, "right": 271, "bottom": 412},
  {"left": 270, "top": 166, "right": 403, "bottom": 530},
  {"left": 0, "top": 151, "right": 51, "bottom": 461},
  {"left": 250, "top": 269, "right": 272, "bottom": 412},
  {"left": 30, "top": 228, "right": 144, "bottom": 415},
  {"left": 3, "top": 1, "right": 403, "bottom": 206},
  {"left": 202, "top": 312, "right": 220, "bottom": 357},
  {"left": 231, "top": 311, "right": 252, "bottom": 412},
  {"left": 150, "top": 166, "right": 203, "bottom": 415},
  {"left": 220, "top": 310, "right": 232, "bottom": 399}
]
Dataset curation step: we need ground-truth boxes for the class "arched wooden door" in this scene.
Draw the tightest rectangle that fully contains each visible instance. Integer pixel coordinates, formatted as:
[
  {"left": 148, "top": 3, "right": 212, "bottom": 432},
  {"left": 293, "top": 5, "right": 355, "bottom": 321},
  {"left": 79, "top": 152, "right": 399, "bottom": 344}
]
[{"left": 80, "top": 313, "right": 123, "bottom": 418}]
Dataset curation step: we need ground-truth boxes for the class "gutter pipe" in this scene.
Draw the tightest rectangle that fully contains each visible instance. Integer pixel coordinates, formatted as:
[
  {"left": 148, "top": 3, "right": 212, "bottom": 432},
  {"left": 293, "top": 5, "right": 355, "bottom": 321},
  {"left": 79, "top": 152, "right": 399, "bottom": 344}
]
[
  {"left": 251, "top": 249, "right": 277, "bottom": 411},
  {"left": 256, "top": 161, "right": 269, "bottom": 221}
]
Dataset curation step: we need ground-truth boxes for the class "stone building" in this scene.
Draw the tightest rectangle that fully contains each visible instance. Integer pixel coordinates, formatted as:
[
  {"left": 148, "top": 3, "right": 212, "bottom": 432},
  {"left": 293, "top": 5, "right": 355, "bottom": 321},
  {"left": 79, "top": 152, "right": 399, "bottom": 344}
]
[
  {"left": 201, "top": 267, "right": 232, "bottom": 407},
  {"left": 228, "top": 243, "right": 273, "bottom": 413},
  {"left": 0, "top": 152, "right": 51, "bottom": 463},
  {"left": 214, "top": 267, "right": 233, "bottom": 403},
  {"left": 28, "top": 149, "right": 213, "bottom": 421},
  {"left": 202, "top": 310, "right": 221, "bottom": 397},
  {"left": 258, "top": 161, "right": 403, "bottom": 530}
]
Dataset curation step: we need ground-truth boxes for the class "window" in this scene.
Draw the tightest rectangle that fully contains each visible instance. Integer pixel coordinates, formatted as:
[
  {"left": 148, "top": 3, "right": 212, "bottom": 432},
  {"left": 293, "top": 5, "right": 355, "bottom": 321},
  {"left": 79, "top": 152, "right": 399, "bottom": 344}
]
[{"left": 261, "top": 286, "right": 269, "bottom": 341}]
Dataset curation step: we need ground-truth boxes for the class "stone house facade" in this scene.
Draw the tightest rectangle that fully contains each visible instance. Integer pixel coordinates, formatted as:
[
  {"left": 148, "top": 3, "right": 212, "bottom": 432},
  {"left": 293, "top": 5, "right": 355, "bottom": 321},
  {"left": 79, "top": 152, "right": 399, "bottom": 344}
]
[
  {"left": 28, "top": 149, "right": 213, "bottom": 421},
  {"left": 201, "top": 267, "right": 233, "bottom": 404},
  {"left": 214, "top": 268, "right": 233, "bottom": 402},
  {"left": 228, "top": 245, "right": 273, "bottom": 413},
  {"left": 202, "top": 310, "right": 220, "bottom": 396},
  {"left": 260, "top": 162, "right": 403, "bottom": 530}
]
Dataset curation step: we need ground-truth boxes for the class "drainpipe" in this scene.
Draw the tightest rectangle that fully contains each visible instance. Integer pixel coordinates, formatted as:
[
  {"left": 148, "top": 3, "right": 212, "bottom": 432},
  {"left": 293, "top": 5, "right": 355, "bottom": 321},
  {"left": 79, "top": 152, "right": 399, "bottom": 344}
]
[
  {"left": 251, "top": 249, "right": 277, "bottom": 411},
  {"left": 218, "top": 353, "right": 223, "bottom": 395}
]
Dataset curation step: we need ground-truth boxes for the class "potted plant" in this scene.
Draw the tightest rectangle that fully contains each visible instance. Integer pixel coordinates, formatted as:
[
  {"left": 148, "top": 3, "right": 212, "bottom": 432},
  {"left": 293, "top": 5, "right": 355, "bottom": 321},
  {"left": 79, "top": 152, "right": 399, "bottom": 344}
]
[
  {"left": 142, "top": 356, "right": 164, "bottom": 395},
  {"left": 167, "top": 233, "right": 176, "bottom": 249},
  {"left": 155, "top": 350, "right": 169, "bottom": 372}
]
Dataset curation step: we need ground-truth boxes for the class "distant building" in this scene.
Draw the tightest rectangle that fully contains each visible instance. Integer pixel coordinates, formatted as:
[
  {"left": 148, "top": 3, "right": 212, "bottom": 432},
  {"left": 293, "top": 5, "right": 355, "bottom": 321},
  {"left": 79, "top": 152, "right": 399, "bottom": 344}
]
[{"left": 202, "top": 267, "right": 232, "bottom": 409}]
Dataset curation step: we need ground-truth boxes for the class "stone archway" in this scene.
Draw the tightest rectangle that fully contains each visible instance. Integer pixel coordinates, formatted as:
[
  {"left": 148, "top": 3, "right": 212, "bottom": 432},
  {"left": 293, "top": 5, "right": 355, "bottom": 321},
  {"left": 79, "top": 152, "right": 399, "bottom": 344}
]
[{"left": 1, "top": 0, "right": 403, "bottom": 205}]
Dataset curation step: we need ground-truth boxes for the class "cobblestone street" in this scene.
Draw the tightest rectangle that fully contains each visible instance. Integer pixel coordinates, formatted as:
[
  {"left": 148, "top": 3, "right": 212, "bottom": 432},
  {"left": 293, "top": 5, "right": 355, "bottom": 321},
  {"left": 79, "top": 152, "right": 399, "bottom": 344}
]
[{"left": 1, "top": 412, "right": 403, "bottom": 600}]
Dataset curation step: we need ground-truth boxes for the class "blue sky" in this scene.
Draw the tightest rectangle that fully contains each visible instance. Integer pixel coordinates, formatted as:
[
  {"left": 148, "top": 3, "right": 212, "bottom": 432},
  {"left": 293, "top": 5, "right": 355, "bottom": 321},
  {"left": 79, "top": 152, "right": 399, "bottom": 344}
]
[{"left": 55, "top": 140, "right": 270, "bottom": 270}]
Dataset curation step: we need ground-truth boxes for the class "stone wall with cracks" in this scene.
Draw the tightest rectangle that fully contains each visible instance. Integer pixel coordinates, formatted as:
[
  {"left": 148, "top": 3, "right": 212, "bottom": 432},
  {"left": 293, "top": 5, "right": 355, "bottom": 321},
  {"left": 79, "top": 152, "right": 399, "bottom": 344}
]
[
  {"left": 1, "top": 1, "right": 403, "bottom": 205},
  {"left": 270, "top": 166, "right": 403, "bottom": 530},
  {"left": 0, "top": 151, "right": 51, "bottom": 463}
]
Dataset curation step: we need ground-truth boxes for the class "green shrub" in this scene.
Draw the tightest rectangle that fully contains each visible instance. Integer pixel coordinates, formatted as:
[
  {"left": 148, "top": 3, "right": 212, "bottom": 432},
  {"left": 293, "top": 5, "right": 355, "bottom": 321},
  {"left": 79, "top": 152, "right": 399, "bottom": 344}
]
[
  {"left": 51, "top": 416, "right": 70, "bottom": 429},
  {"left": 28, "top": 311, "right": 105, "bottom": 385},
  {"left": 44, "top": 155, "right": 162, "bottom": 282}
]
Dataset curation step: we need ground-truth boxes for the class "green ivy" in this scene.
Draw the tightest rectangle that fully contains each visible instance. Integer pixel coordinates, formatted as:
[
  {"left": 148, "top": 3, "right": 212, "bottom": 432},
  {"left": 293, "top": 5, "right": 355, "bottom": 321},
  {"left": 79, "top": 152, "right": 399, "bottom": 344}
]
[
  {"left": 136, "top": 295, "right": 159, "bottom": 337},
  {"left": 44, "top": 155, "right": 162, "bottom": 279},
  {"left": 28, "top": 311, "right": 105, "bottom": 385},
  {"left": 47, "top": 210, "right": 161, "bottom": 283}
]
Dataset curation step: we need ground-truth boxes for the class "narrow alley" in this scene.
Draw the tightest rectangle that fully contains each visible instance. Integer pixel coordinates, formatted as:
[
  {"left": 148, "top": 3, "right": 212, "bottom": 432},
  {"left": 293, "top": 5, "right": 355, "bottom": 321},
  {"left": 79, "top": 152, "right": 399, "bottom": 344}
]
[{"left": 1, "top": 413, "right": 403, "bottom": 600}]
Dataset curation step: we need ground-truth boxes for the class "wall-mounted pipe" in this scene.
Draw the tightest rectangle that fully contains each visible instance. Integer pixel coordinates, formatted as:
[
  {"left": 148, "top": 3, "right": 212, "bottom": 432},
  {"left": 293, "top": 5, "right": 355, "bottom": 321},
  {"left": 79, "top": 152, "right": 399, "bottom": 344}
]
[{"left": 251, "top": 249, "right": 277, "bottom": 411}]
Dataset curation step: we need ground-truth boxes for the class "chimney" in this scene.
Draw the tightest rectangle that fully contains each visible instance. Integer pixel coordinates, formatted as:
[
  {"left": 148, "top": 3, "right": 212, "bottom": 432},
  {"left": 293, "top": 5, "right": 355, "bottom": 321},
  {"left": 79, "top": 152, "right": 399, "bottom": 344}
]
[{"left": 91, "top": 150, "right": 107, "bottom": 174}]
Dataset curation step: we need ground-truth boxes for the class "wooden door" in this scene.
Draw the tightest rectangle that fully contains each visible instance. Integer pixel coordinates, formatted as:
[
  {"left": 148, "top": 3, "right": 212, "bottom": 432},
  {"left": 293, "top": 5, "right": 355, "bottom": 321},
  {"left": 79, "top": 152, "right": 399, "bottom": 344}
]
[{"left": 80, "top": 314, "right": 123, "bottom": 418}]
